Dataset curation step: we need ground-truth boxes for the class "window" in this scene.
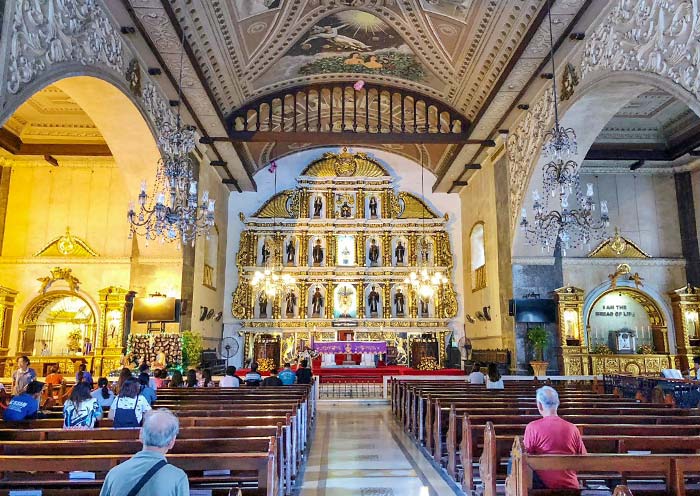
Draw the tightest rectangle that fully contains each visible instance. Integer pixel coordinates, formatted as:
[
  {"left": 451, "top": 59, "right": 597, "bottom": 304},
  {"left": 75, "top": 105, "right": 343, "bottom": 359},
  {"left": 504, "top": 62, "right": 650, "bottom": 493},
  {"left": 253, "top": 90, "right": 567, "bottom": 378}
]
[
  {"left": 203, "top": 225, "right": 219, "bottom": 289},
  {"left": 470, "top": 223, "right": 486, "bottom": 291}
]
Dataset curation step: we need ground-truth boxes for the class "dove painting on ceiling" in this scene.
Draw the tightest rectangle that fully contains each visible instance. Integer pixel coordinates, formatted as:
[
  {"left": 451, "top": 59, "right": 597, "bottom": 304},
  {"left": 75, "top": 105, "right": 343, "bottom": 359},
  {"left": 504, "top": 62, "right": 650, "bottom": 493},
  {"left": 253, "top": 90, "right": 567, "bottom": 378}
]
[{"left": 256, "top": 10, "right": 430, "bottom": 86}]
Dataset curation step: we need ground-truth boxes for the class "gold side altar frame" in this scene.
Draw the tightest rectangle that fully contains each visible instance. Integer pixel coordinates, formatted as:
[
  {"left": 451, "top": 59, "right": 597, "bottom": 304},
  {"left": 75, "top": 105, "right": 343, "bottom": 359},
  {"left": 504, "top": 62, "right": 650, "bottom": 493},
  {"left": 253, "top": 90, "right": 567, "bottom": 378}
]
[
  {"left": 670, "top": 285, "right": 700, "bottom": 372},
  {"left": 555, "top": 284, "right": 675, "bottom": 376},
  {"left": 0, "top": 286, "right": 18, "bottom": 370}
]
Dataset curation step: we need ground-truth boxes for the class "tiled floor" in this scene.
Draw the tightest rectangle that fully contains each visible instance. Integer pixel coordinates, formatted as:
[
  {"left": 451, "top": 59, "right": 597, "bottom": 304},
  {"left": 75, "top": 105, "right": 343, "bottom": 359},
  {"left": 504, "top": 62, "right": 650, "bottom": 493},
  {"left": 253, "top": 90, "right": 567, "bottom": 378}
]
[{"left": 297, "top": 403, "right": 459, "bottom": 496}]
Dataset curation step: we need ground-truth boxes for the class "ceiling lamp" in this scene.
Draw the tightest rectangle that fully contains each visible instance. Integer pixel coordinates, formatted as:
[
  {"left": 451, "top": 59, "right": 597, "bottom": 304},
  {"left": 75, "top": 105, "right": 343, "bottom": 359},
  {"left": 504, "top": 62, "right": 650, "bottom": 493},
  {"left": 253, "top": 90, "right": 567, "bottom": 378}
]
[
  {"left": 403, "top": 155, "right": 448, "bottom": 298},
  {"left": 520, "top": 0, "right": 609, "bottom": 255},
  {"left": 127, "top": 27, "right": 214, "bottom": 245},
  {"left": 250, "top": 162, "right": 296, "bottom": 300}
]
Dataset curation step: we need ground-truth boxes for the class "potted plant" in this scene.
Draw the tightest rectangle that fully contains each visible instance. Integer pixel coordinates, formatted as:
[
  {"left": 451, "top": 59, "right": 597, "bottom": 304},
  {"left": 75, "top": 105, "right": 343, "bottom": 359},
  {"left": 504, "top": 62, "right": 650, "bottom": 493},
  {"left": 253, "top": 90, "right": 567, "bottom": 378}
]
[{"left": 527, "top": 326, "right": 549, "bottom": 376}]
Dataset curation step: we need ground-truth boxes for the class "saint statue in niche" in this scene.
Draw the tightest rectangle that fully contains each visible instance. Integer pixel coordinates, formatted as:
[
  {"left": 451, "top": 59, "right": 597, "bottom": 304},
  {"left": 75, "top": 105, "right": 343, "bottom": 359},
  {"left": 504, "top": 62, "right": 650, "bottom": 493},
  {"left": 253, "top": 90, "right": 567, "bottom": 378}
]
[
  {"left": 420, "top": 295, "right": 430, "bottom": 317},
  {"left": 368, "top": 239, "right": 380, "bottom": 266},
  {"left": 340, "top": 201, "right": 352, "bottom": 218},
  {"left": 394, "top": 288, "right": 405, "bottom": 316},
  {"left": 261, "top": 242, "right": 271, "bottom": 264},
  {"left": 286, "top": 240, "right": 296, "bottom": 265},
  {"left": 311, "top": 287, "right": 324, "bottom": 317},
  {"left": 368, "top": 285, "right": 380, "bottom": 316},
  {"left": 258, "top": 293, "right": 268, "bottom": 318},
  {"left": 369, "top": 196, "right": 378, "bottom": 218},
  {"left": 395, "top": 240, "right": 405, "bottom": 265},
  {"left": 285, "top": 290, "right": 297, "bottom": 317},
  {"left": 312, "top": 239, "right": 324, "bottom": 266},
  {"left": 313, "top": 196, "right": 323, "bottom": 217}
]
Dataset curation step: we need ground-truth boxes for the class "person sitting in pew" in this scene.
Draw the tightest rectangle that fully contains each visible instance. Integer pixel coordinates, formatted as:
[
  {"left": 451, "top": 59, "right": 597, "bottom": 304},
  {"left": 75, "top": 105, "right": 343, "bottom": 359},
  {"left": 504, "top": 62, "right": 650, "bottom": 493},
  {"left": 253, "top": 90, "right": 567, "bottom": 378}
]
[
  {"left": 3, "top": 380, "right": 44, "bottom": 421},
  {"left": 109, "top": 377, "right": 152, "bottom": 428},
  {"left": 152, "top": 369, "right": 166, "bottom": 389},
  {"left": 100, "top": 409, "right": 189, "bottom": 496},
  {"left": 76, "top": 363, "right": 93, "bottom": 387},
  {"left": 92, "top": 377, "right": 115, "bottom": 407},
  {"left": 485, "top": 363, "right": 504, "bottom": 389},
  {"left": 244, "top": 362, "right": 263, "bottom": 387},
  {"left": 523, "top": 386, "right": 587, "bottom": 490},
  {"left": 279, "top": 362, "right": 296, "bottom": 385},
  {"left": 138, "top": 372, "right": 158, "bottom": 405},
  {"left": 262, "top": 369, "right": 283, "bottom": 387},
  {"left": 63, "top": 382, "right": 102, "bottom": 429},
  {"left": 296, "top": 359, "right": 313, "bottom": 385},
  {"left": 185, "top": 369, "right": 198, "bottom": 388},
  {"left": 170, "top": 369, "right": 184, "bottom": 388},
  {"left": 115, "top": 367, "right": 133, "bottom": 394},
  {"left": 199, "top": 368, "right": 215, "bottom": 388},
  {"left": 468, "top": 364, "right": 485, "bottom": 384},
  {"left": 45, "top": 365, "right": 64, "bottom": 387},
  {"left": 219, "top": 366, "right": 240, "bottom": 388}
]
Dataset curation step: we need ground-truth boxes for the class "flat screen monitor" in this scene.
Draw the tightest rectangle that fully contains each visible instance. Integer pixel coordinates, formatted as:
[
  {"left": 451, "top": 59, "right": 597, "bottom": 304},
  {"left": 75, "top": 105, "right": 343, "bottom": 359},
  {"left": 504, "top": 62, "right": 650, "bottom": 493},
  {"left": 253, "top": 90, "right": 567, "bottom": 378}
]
[
  {"left": 510, "top": 298, "right": 556, "bottom": 323},
  {"left": 133, "top": 297, "right": 180, "bottom": 323}
]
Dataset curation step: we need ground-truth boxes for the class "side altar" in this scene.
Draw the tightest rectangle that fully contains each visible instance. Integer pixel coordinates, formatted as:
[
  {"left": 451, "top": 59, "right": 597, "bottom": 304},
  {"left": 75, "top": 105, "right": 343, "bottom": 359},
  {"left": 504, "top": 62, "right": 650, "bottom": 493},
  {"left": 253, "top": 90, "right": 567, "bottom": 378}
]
[{"left": 230, "top": 150, "right": 459, "bottom": 371}]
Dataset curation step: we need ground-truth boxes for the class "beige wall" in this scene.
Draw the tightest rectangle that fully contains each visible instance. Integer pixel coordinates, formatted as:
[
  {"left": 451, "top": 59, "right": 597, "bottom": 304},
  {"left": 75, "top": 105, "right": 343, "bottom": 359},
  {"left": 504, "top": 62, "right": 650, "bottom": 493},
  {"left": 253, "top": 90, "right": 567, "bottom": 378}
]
[{"left": 459, "top": 148, "right": 514, "bottom": 349}]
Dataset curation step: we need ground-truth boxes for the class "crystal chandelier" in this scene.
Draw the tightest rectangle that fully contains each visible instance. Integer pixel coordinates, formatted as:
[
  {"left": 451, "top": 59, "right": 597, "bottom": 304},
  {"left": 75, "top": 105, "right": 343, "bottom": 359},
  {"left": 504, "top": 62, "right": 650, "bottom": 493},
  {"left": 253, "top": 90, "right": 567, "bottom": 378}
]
[
  {"left": 403, "top": 155, "right": 448, "bottom": 298},
  {"left": 251, "top": 163, "right": 296, "bottom": 299},
  {"left": 127, "top": 27, "right": 214, "bottom": 245}
]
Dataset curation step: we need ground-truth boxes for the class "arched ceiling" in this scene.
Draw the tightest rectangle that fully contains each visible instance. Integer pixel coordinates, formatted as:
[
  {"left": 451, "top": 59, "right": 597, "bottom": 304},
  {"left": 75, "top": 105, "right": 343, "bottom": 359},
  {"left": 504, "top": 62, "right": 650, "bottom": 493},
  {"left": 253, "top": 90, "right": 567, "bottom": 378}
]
[{"left": 115, "top": 0, "right": 593, "bottom": 189}]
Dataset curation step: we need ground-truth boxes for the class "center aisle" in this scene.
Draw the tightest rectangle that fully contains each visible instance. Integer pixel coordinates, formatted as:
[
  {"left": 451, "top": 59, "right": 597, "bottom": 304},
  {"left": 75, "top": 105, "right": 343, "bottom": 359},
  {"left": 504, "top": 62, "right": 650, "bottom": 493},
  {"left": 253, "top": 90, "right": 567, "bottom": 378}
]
[{"left": 297, "top": 403, "right": 459, "bottom": 496}]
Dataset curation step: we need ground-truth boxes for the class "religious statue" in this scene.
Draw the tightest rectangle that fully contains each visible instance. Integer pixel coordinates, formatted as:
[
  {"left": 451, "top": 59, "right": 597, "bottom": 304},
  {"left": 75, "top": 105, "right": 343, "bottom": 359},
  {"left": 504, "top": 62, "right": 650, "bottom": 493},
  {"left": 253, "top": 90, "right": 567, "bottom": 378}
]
[
  {"left": 286, "top": 239, "right": 296, "bottom": 265},
  {"left": 395, "top": 240, "right": 405, "bottom": 265},
  {"left": 153, "top": 348, "right": 167, "bottom": 369},
  {"left": 630, "top": 272, "right": 645, "bottom": 288},
  {"left": 285, "top": 290, "right": 297, "bottom": 317},
  {"left": 313, "top": 196, "right": 323, "bottom": 217},
  {"left": 312, "top": 239, "right": 324, "bottom": 266},
  {"left": 368, "top": 238, "right": 380, "bottom": 266},
  {"left": 394, "top": 288, "right": 405, "bottom": 316},
  {"left": 369, "top": 196, "right": 378, "bottom": 218},
  {"left": 261, "top": 242, "right": 271, "bottom": 265},
  {"left": 340, "top": 201, "right": 352, "bottom": 218},
  {"left": 311, "top": 287, "right": 324, "bottom": 317},
  {"left": 258, "top": 293, "right": 268, "bottom": 318},
  {"left": 368, "top": 285, "right": 380, "bottom": 316},
  {"left": 420, "top": 295, "right": 430, "bottom": 317}
]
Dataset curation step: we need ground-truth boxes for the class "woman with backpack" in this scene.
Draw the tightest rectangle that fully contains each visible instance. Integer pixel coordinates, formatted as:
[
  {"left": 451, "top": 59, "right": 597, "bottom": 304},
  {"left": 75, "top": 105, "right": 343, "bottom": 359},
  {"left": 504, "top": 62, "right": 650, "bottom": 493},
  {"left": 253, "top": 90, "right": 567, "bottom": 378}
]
[{"left": 108, "top": 377, "right": 151, "bottom": 428}]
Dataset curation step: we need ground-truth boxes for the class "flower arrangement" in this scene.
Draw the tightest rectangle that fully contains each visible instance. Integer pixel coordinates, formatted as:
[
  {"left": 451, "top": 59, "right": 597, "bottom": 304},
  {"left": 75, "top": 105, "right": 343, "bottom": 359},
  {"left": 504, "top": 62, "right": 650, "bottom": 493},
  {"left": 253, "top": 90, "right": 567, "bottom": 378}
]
[
  {"left": 257, "top": 357, "right": 276, "bottom": 372},
  {"left": 591, "top": 344, "right": 613, "bottom": 355},
  {"left": 67, "top": 329, "right": 83, "bottom": 353},
  {"left": 637, "top": 344, "right": 655, "bottom": 355},
  {"left": 416, "top": 356, "right": 439, "bottom": 371}
]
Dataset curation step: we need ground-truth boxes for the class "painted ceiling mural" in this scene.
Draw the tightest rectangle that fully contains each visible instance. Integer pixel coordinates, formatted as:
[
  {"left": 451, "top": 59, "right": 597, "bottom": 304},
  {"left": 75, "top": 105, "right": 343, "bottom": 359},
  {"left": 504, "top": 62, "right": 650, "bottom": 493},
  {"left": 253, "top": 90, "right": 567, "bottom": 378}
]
[{"left": 256, "top": 10, "right": 432, "bottom": 88}]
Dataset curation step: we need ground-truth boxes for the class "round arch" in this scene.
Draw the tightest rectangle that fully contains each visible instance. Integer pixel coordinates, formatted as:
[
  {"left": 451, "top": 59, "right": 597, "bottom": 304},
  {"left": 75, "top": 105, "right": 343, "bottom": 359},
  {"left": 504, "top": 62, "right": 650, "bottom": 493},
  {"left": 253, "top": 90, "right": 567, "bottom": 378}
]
[
  {"left": 582, "top": 279, "right": 676, "bottom": 354},
  {"left": 18, "top": 289, "right": 100, "bottom": 356},
  {"left": 513, "top": 69, "right": 700, "bottom": 253}
]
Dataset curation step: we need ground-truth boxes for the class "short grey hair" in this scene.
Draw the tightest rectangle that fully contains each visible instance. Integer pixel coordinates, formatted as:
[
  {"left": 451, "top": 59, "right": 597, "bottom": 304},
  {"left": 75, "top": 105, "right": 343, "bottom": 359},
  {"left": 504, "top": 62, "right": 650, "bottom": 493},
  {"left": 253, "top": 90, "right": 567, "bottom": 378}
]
[
  {"left": 141, "top": 409, "right": 180, "bottom": 448},
  {"left": 535, "top": 386, "right": 560, "bottom": 410}
]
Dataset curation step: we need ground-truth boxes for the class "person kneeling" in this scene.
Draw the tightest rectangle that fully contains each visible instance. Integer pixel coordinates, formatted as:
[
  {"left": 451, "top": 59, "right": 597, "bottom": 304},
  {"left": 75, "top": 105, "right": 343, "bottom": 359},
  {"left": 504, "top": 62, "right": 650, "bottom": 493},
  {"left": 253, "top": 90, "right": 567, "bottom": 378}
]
[
  {"left": 523, "top": 386, "right": 587, "bottom": 489},
  {"left": 100, "top": 409, "right": 188, "bottom": 495}
]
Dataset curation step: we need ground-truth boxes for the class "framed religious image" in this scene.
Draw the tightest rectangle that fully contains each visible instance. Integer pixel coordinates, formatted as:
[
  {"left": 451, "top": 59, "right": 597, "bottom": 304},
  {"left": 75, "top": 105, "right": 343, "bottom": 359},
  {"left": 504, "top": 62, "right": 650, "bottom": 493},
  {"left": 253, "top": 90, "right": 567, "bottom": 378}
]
[
  {"left": 613, "top": 329, "right": 637, "bottom": 354},
  {"left": 334, "top": 192, "right": 356, "bottom": 218},
  {"left": 337, "top": 235, "right": 356, "bottom": 266}
]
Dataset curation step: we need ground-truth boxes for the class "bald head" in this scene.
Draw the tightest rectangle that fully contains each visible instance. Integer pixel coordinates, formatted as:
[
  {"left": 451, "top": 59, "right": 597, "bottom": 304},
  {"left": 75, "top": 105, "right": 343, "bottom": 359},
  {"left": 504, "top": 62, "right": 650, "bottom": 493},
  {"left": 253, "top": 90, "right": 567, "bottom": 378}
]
[
  {"left": 535, "top": 386, "right": 560, "bottom": 415},
  {"left": 141, "top": 409, "right": 180, "bottom": 449}
]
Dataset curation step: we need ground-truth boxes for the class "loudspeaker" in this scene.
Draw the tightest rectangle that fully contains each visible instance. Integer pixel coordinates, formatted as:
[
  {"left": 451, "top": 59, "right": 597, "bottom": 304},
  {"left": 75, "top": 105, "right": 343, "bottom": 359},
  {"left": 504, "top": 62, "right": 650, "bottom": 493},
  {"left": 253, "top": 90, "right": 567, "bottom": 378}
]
[{"left": 508, "top": 299, "right": 515, "bottom": 316}]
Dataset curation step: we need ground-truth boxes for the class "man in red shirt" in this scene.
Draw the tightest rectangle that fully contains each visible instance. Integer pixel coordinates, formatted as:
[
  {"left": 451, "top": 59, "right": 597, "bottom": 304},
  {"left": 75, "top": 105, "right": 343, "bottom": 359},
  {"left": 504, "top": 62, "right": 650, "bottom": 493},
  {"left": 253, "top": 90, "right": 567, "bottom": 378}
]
[{"left": 523, "top": 386, "right": 587, "bottom": 489}]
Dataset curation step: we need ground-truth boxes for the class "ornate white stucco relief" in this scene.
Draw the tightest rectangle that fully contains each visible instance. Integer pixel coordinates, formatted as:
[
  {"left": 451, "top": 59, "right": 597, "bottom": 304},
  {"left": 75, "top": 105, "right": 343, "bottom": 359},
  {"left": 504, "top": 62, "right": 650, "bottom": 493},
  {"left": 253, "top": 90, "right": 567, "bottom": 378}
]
[
  {"left": 582, "top": 0, "right": 700, "bottom": 100},
  {"left": 505, "top": 88, "right": 555, "bottom": 231}
]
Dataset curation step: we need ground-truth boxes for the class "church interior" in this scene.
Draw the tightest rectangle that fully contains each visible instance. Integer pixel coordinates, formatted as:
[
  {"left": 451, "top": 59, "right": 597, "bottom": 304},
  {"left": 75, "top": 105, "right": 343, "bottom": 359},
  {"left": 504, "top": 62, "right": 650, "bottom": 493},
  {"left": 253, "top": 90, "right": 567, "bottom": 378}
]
[{"left": 3, "top": 0, "right": 700, "bottom": 495}]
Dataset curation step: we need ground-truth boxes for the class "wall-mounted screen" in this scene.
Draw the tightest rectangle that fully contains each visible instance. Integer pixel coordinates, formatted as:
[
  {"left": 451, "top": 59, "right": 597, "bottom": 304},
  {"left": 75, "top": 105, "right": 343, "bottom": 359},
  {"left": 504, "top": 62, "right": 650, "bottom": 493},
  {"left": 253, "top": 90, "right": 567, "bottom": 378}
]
[{"left": 133, "top": 297, "right": 180, "bottom": 323}]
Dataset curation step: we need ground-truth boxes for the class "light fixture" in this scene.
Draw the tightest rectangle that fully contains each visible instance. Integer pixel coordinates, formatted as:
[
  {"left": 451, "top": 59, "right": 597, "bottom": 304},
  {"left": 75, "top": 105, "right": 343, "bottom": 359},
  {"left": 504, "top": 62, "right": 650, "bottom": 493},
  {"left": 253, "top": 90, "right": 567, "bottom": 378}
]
[
  {"left": 250, "top": 162, "right": 296, "bottom": 301},
  {"left": 127, "top": 25, "right": 214, "bottom": 245},
  {"left": 403, "top": 152, "right": 448, "bottom": 298}
]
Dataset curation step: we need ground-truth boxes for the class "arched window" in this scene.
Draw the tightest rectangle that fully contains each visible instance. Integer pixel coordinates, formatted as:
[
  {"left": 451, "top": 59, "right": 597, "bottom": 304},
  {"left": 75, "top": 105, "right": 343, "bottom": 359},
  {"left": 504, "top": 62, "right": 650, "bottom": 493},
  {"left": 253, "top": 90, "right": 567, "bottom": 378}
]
[
  {"left": 203, "top": 225, "right": 219, "bottom": 289},
  {"left": 470, "top": 223, "right": 486, "bottom": 291}
]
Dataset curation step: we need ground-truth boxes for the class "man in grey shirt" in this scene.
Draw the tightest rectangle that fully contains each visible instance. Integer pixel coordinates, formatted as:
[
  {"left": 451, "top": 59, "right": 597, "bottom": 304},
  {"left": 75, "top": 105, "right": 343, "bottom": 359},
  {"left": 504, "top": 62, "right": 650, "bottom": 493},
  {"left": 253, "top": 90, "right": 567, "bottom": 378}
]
[{"left": 100, "top": 409, "right": 188, "bottom": 496}]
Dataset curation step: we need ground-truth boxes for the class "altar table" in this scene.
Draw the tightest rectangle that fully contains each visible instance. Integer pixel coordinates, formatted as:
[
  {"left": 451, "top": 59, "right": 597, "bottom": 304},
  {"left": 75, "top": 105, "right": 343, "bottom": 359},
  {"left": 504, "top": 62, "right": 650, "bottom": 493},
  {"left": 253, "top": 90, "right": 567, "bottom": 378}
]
[{"left": 315, "top": 341, "right": 387, "bottom": 368}]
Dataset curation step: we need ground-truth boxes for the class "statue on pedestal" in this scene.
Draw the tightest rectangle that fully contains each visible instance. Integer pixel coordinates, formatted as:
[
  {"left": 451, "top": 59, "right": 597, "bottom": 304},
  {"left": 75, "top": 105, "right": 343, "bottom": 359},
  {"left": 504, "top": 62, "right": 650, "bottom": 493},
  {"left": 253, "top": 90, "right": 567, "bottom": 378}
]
[
  {"left": 340, "top": 201, "right": 352, "bottom": 218},
  {"left": 420, "top": 295, "right": 430, "bottom": 317},
  {"left": 312, "top": 239, "right": 324, "bottom": 266},
  {"left": 258, "top": 293, "right": 268, "bottom": 318},
  {"left": 369, "top": 196, "right": 378, "bottom": 218},
  {"left": 368, "top": 239, "right": 380, "bottom": 266},
  {"left": 395, "top": 241, "right": 405, "bottom": 265},
  {"left": 368, "top": 286, "right": 380, "bottom": 317},
  {"left": 311, "top": 287, "right": 324, "bottom": 317},
  {"left": 286, "top": 240, "right": 296, "bottom": 265},
  {"left": 313, "top": 196, "right": 323, "bottom": 217},
  {"left": 261, "top": 242, "right": 270, "bottom": 264},
  {"left": 285, "top": 290, "right": 297, "bottom": 317},
  {"left": 394, "top": 288, "right": 405, "bottom": 316}
]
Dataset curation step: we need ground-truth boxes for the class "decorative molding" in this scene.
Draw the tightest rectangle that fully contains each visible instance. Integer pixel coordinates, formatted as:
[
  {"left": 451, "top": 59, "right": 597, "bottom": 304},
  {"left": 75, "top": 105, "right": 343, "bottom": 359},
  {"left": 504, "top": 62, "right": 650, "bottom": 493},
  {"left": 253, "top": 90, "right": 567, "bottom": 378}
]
[
  {"left": 581, "top": 0, "right": 700, "bottom": 102},
  {"left": 506, "top": 88, "right": 556, "bottom": 231},
  {"left": 511, "top": 256, "right": 556, "bottom": 266},
  {"left": 7, "top": 0, "right": 124, "bottom": 95},
  {"left": 562, "top": 257, "right": 686, "bottom": 267}
]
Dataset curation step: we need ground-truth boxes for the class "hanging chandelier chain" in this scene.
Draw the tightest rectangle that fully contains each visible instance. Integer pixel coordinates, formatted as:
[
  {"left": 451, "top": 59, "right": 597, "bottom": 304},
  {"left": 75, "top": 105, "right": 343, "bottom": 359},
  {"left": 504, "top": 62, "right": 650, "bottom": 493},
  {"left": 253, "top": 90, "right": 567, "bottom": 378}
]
[{"left": 547, "top": 0, "right": 560, "bottom": 127}]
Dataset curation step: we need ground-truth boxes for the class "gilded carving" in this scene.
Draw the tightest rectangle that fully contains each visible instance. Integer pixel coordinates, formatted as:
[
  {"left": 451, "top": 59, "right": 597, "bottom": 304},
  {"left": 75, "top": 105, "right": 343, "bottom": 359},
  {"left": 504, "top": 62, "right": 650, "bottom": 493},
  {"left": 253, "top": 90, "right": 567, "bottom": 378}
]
[
  {"left": 397, "top": 192, "right": 438, "bottom": 219},
  {"left": 252, "top": 190, "right": 295, "bottom": 218},
  {"left": 231, "top": 283, "right": 249, "bottom": 319},
  {"left": 37, "top": 267, "right": 80, "bottom": 294},
  {"left": 560, "top": 63, "right": 579, "bottom": 101},
  {"left": 442, "top": 284, "right": 458, "bottom": 318}
]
